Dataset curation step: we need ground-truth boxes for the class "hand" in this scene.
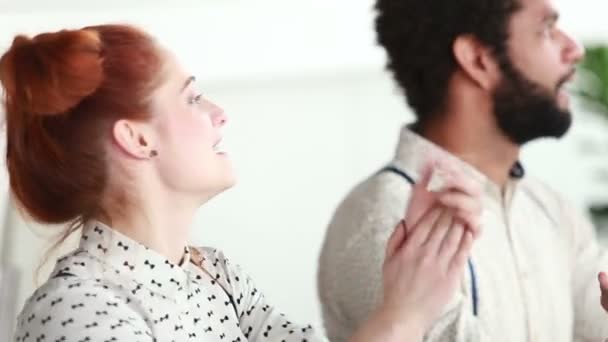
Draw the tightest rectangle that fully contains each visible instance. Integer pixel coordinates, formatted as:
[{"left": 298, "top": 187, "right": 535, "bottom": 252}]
[
  {"left": 349, "top": 160, "right": 482, "bottom": 342},
  {"left": 598, "top": 272, "right": 608, "bottom": 312},
  {"left": 376, "top": 160, "right": 482, "bottom": 338},
  {"left": 380, "top": 207, "right": 474, "bottom": 334},
  {"left": 350, "top": 209, "right": 475, "bottom": 342},
  {"left": 404, "top": 159, "right": 483, "bottom": 238}
]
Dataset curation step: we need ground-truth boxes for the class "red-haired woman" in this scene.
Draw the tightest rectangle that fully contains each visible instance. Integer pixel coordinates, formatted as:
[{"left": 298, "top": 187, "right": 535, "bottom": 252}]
[{"left": 1, "top": 25, "right": 481, "bottom": 342}]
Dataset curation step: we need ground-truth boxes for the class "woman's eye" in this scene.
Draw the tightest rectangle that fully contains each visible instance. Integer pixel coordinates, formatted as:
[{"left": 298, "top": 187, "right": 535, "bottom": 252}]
[
  {"left": 542, "top": 24, "right": 557, "bottom": 38},
  {"left": 188, "top": 94, "right": 203, "bottom": 105}
]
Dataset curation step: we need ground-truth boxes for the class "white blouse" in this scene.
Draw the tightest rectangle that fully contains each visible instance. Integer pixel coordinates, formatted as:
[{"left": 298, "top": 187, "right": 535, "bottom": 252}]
[{"left": 14, "top": 221, "right": 325, "bottom": 342}]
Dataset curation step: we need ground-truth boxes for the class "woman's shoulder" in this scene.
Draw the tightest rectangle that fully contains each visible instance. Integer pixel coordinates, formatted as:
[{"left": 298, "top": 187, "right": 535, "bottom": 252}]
[
  {"left": 15, "top": 259, "right": 149, "bottom": 341},
  {"left": 18, "top": 270, "right": 119, "bottom": 317},
  {"left": 15, "top": 276, "right": 129, "bottom": 336},
  {"left": 17, "top": 250, "right": 125, "bottom": 323}
]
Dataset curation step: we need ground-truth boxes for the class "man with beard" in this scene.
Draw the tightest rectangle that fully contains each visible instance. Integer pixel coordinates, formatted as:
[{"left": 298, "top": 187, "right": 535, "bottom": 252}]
[{"left": 317, "top": 0, "right": 608, "bottom": 341}]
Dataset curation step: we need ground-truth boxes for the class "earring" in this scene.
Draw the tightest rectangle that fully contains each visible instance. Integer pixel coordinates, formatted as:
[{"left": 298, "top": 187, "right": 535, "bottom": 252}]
[{"left": 149, "top": 150, "right": 158, "bottom": 157}]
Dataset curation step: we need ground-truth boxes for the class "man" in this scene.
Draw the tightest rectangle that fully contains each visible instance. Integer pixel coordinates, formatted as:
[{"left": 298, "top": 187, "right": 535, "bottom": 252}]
[{"left": 317, "top": 0, "right": 608, "bottom": 340}]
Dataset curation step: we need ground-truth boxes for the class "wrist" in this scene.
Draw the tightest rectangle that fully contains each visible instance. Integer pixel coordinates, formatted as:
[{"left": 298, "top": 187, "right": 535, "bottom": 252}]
[
  {"left": 353, "top": 305, "right": 428, "bottom": 342},
  {"left": 379, "top": 305, "right": 427, "bottom": 339}
]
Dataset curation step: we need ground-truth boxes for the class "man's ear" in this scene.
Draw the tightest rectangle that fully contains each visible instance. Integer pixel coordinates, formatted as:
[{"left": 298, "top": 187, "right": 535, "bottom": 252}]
[{"left": 453, "top": 34, "right": 501, "bottom": 90}]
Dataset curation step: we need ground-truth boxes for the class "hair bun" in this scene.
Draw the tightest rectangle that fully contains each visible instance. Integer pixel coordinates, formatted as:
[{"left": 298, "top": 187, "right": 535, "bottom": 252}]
[{"left": 0, "top": 29, "right": 104, "bottom": 116}]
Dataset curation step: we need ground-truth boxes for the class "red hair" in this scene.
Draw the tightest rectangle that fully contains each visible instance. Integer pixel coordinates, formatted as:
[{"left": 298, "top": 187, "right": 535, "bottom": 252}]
[{"left": 0, "top": 25, "right": 164, "bottom": 226}]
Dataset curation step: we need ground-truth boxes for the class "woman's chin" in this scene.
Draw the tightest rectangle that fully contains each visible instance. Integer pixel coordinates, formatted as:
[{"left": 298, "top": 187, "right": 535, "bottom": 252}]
[
  {"left": 208, "top": 175, "right": 237, "bottom": 199},
  {"left": 221, "top": 175, "right": 237, "bottom": 192}
]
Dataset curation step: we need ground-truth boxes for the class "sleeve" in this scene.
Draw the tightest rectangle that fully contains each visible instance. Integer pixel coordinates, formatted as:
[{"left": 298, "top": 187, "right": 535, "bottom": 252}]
[
  {"left": 558, "top": 198, "right": 608, "bottom": 341},
  {"left": 13, "top": 281, "right": 153, "bottom": 342},
  {"left": 206, "top": 249, "right": 327, "bottom": 342},
  {"left": 317, "top": 174, "right": 491, "bottom": 342}
]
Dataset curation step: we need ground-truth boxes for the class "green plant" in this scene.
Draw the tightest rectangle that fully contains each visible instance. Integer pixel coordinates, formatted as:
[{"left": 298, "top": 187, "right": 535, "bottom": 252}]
[
  {"left": 576, "top": 44, "right": 608, "bottom": 226},
  {"left": 578, "top": 45, "right": 608, "bottom": 116}
]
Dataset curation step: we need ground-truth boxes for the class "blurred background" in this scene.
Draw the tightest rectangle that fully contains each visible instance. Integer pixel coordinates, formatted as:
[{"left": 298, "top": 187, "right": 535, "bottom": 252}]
[{"left": 0, "top": 0, "right": 607, "bottom": 339}]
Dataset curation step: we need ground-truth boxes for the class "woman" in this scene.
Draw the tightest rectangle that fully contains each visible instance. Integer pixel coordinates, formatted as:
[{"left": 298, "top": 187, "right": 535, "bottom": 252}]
[{"left": 1, "top": 25, "right": 481, "bottom": 342}]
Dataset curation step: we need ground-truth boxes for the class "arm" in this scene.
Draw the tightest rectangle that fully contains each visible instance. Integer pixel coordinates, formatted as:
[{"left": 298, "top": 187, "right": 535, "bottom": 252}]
[
  {"left": 349, "top": 307, "right": 426, "bottom": 342},
  {"left": 561, "top": 200, "right": 608, "bottom": 341}
]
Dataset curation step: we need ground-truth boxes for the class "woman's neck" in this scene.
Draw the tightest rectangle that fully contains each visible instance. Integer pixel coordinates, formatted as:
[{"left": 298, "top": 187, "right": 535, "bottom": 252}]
[{"left": 101, "top": 194, "right": 200, "bottom": 264}]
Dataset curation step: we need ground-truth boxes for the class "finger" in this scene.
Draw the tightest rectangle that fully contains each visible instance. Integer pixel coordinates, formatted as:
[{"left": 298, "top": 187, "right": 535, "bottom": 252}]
[
  {"left": 385, "top": 219, "right": 407, "bottom": 261},
  {"left": 440, "top": 172, "right": 483, "bottom": 197},
  {"left": 406, "top": 207, "right": 444, "bottom": 247},
  {"left": 599, "top": 272, "right": 608, "bottom": 291},
  {"left": 423, "top": 209, "right": 454, "bottom": 252},
  {"left": 436, "top": 192, "right": 482, "bottom": 217},
  {"left": 454, "top": 211, "right": 482, "bottom": 238},
  {"left": 436, "top": 192, "right": 482, "bottom": 237},
  {"left": 432, "top": 156, "right": 461, "bottom": 177},
  {"left": 602, "top": 296, "right": 608, "bottom": 313},
  {"left": 438, "top": 222, "right": 465, "bottom": 263},
  {"left": 600, "top": 272, "right": 608, "bottom": 312},
  {"left": 404, "top": 164, "right": 438, "bottom": 229},
  {"left": 403, "top": 189, "right": 438, "bottom": 230},
  {"left": 449, "top": 231, "right": 473, "bottom": 274}
]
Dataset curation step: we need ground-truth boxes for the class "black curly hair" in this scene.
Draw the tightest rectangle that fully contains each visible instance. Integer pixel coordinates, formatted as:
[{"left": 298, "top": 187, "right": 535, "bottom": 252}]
[{"left": 375, "top": 0, "right": 522, "bottom": 121}]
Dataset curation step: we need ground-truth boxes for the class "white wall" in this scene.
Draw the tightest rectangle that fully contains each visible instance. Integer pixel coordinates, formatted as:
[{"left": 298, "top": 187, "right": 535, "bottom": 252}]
[{"left": 1, "top": 0, "right": 608, "bottom": 335}]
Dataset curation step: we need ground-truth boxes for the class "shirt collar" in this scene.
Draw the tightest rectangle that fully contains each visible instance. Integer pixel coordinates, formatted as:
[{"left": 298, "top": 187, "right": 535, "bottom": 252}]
[
  {"left": 391, "top": 125, "right": 525, "bottom": 199},
  {"left": 79, "top": 220, "right": 192, "bottom": 299}
]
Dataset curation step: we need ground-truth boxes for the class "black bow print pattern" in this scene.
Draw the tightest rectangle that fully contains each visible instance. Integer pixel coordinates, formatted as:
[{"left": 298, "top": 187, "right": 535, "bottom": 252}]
[{"left": 15, "top": 228, "right": 320, "bottom": 342}]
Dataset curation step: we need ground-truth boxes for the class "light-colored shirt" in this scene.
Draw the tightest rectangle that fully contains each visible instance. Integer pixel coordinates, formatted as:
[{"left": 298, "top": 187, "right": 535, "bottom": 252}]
[
  {"left": 14, "top": 221, "right": 324, "bottom": 342},
  {"left": 318, "top": 126, "right": 608, "bottom": 342}
]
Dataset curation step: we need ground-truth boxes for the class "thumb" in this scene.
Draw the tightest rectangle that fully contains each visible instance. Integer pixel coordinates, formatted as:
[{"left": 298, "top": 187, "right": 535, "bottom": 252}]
[
  {"left": 385, "top": 220, "right": 407, "bottom": 261},
  {"left": 404, "top": 161, "right": 438, "bottom": 229},
  {"left": 599, "top": 272, "right": 608, "bottom": 291},
  {"left": 414, "top": 160, "right": 435, "bottom": 193}
]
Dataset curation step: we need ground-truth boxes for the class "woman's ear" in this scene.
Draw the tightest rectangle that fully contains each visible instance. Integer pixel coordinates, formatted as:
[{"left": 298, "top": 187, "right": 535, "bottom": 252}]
[{"left": 112, "top": 119, "right": 158, "bottom": 159}]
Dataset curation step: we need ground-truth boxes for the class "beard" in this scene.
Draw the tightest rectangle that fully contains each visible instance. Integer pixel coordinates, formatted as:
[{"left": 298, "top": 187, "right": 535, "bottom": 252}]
[{"left": 493, "top": 58, "right": 575, "bottom": 146}]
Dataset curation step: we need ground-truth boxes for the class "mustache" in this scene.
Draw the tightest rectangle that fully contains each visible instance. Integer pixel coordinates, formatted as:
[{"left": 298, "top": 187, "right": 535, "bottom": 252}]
[{"left": 556, "top": 68, "right": 576, "bottom": 90}]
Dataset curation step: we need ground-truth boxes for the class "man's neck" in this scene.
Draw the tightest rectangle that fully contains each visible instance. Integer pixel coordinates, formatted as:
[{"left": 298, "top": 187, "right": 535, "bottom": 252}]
[{"left": 415, "top": 115, "right": 520, "bottom": 188}]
